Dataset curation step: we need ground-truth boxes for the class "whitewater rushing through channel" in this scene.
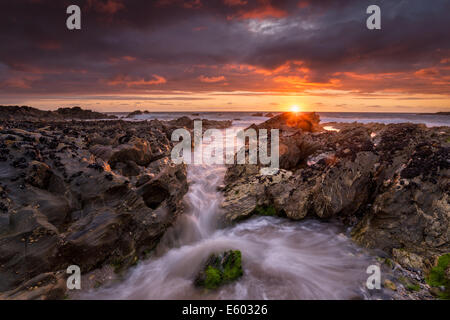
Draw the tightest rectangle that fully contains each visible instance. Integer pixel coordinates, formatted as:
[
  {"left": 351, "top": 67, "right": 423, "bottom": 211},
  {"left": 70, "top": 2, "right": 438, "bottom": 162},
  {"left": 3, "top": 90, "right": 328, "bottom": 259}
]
[{"left": 80, "top": 121, "right": 383, "bottom": 300}]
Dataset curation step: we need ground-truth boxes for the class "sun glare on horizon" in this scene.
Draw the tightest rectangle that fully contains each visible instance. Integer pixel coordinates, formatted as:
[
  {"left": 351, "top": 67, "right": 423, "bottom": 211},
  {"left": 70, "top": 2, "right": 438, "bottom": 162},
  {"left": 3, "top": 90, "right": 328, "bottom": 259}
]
[{"left": 290, "top": 105, "right": 300, "bottom": 113}]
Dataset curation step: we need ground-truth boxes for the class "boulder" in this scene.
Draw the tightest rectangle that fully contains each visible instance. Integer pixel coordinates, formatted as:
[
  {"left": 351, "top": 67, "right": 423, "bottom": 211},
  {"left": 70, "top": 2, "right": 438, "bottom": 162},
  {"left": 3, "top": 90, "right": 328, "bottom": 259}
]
[
  {"left": 252, "top": 112, "right": 321, "bottom": 133},
  {"left": 195, "top": 250, "right": 243, "bottom": 289},
  {"left": 108, "top": 137, "right": 159, "bottom": 167}
]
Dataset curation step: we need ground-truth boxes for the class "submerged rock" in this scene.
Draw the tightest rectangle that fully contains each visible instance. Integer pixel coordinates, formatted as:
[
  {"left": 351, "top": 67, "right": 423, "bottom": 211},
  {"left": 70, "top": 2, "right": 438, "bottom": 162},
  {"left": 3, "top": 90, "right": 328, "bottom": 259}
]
[{"left": 195, "top": 250, "right": 243, "bottom": 289}]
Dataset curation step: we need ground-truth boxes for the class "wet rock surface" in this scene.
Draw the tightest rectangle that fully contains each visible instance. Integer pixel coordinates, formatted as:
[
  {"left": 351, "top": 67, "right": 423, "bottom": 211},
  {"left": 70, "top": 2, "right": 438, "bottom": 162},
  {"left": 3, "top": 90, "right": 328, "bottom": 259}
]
[
  {"left": 0, "top": 118, "right": 193, "bottom": 299},
  {"left": 221, "top": 113, "right": 450, "bottom": 297}
]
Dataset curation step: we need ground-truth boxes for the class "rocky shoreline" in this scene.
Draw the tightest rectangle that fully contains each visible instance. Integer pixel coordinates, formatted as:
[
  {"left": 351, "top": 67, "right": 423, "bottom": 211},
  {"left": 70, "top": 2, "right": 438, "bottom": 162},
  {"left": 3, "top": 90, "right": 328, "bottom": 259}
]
[
  {"left": 0, "top": 106, "right": 118, "bottom": 121},
  {"left": 0, "top": 104, "right": 237, "bottom": 299},
  {"left": 0, "top": 107, "right": 448, "bottom": 300},
  {"left": 221, "top": 112, "right": 449, "bottom": 299},
  {"left": 0, "top": 115, "right": 219, "bottom": 299}
]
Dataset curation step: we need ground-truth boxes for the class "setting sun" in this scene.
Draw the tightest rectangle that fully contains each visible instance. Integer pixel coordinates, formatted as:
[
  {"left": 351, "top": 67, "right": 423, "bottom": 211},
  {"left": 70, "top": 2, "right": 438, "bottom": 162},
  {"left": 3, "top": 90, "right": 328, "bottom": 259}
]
[{"left": 290, "top": 105, "right": 300, "bottom": 113}]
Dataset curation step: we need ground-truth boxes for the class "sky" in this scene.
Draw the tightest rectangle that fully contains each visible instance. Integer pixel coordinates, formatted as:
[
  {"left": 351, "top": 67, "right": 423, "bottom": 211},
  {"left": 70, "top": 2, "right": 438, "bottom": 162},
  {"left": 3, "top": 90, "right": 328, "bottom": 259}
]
[{"left": 0, "top": 0, "right": 449, "bottom": 113}]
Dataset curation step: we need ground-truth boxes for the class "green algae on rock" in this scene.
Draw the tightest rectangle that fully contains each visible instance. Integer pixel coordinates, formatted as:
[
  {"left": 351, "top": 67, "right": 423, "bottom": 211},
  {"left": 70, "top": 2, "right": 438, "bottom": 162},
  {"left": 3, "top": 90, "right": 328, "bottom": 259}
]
[
  {"left": 426, "top": 253, "right": 450, "bottom": 300},
  {"left": 253, "top": 205, "right": 277, "bottom": 217},
  {"left": 195, "top": 250, "right": 243, "bottom": 289}
]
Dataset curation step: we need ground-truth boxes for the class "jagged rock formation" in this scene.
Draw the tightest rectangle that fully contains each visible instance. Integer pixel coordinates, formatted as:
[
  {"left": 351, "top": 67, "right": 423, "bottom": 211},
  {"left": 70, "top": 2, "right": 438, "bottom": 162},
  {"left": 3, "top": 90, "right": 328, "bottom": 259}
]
[
  {"left": 221, "top": 114, "right": 449, "bottom": 274},
  {"left": 0, "top": 119, "right": 191, "bottom": 299}
]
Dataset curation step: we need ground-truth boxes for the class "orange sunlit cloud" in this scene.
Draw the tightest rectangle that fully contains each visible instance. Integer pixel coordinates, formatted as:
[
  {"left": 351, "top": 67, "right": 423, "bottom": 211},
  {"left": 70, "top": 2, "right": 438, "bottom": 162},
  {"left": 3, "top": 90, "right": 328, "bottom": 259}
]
[
  {"left": 0, "top": 0, "right": 449, "bottom": 113},
  {"left": 107, "top": 75, "right": 167, "bottom": 87},
  {"left": 199, "top": 75, "right": 226, "bottom": 83}
]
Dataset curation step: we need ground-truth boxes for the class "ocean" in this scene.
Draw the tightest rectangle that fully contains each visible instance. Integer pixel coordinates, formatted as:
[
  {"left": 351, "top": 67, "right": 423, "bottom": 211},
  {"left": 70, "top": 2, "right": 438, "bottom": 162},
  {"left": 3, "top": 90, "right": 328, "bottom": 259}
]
[{"left": 107, "top": 112, "right": 450, "bottom": 128}]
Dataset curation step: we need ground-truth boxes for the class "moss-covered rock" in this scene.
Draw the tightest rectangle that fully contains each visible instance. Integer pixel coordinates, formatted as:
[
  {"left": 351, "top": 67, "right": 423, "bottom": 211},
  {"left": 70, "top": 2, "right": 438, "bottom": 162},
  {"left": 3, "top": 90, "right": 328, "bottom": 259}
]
[
  {"left": 406, "top": 283, "right": 421, "bottom": 292},
  {"left": 398, "top": 276, "right": 420, "bottom": 292},
  {"left": 426, "top": 253, "right": 450, "bottom": 300},
  {"left": 253, "top": 205, "right": 277, "bottom": 216},
  {"left": 204, "top": 266, "right": 222, "bottom": 289},
  {"left": 195, "top": 250, "right": 243, "bottom": 289}
]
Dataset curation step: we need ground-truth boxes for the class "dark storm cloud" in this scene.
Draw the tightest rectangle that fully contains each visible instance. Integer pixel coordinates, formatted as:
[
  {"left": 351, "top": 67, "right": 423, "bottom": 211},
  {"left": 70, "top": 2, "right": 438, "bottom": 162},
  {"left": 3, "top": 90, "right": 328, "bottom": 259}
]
[
  {"left": 243, "top": 0, "right": 450, "bottom": 74},
  {"left": 0, "top": 0, "right": 449, "bottom": 95}
]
